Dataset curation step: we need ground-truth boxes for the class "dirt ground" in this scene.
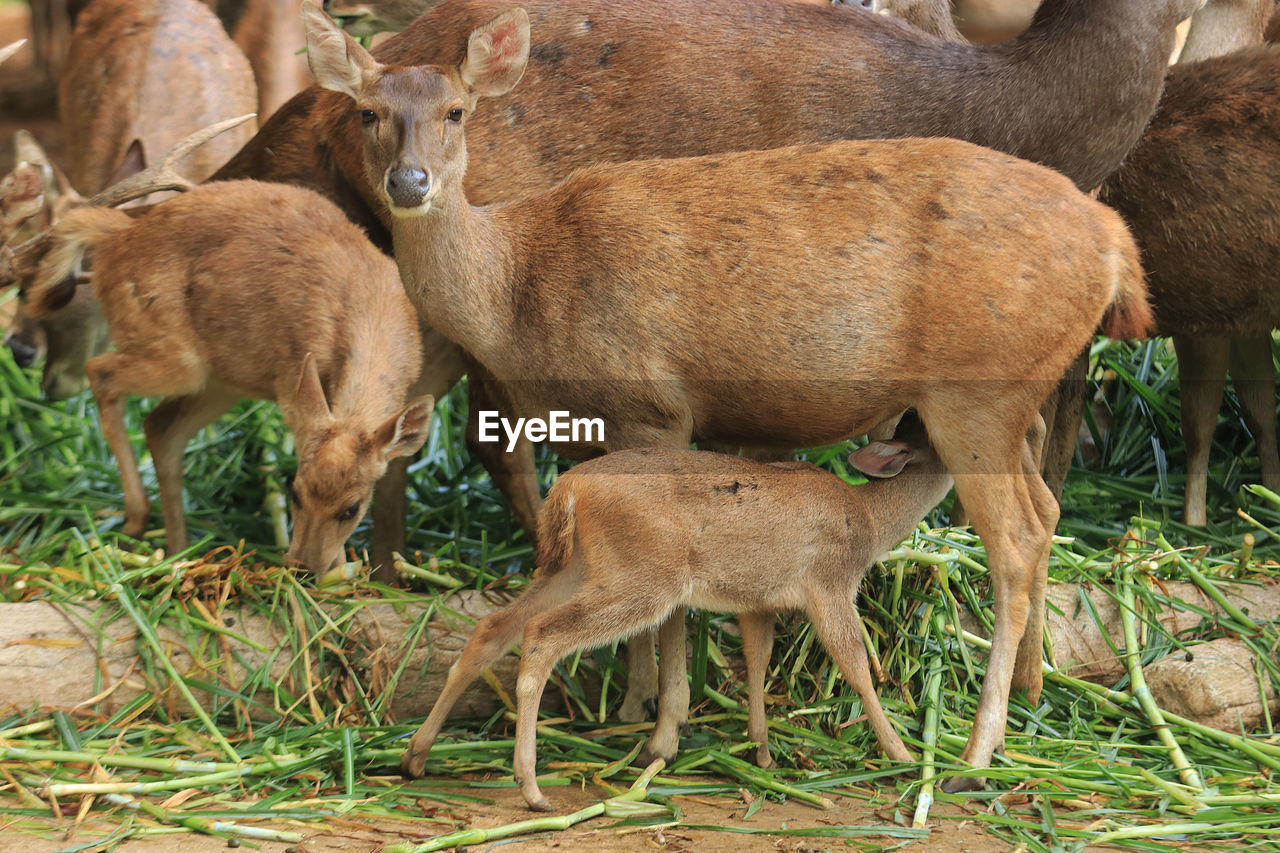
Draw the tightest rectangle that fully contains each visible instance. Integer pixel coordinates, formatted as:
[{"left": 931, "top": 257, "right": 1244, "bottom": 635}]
[{"left": 0, "top": 777, "right": 1016, "bottom": 853}]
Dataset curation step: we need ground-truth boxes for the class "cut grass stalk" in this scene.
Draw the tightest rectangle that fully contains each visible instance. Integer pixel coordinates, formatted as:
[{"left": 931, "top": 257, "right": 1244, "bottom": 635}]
[
  {"left": 1116, "top": 558, "right": 1204, "bottom": 791},
  {"left": 381, "top": 758, "right": 669, "bottom": 853}
]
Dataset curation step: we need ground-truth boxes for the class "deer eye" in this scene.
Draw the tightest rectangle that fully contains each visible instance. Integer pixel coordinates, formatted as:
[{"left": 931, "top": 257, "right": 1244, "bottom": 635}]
[
  {"left": 446, "top": 107, "right": 464, "bottom": 123},
  {"left": 360, "top": 109, "right": 377, "bottom": 126},
  {"left": 337, "top": 501, "right": 361, "bottom": 522}
]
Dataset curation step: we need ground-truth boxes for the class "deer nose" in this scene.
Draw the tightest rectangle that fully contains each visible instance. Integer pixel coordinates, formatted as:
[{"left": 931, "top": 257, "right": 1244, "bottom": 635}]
[
  {"left": 385, "top": 166, "right": 433, "bottom": 209},
  {"left": 6, "top": 336, "right": 37, "bottom": 368}
]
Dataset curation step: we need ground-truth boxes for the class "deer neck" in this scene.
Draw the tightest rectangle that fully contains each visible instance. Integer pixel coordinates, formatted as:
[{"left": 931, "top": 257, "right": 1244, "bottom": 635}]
[
  {"left": 387, "top": 184, "right": 516, "bottom": 369},
  {"left": 844, "top": 468, "right": 954, "bottom": 559}
]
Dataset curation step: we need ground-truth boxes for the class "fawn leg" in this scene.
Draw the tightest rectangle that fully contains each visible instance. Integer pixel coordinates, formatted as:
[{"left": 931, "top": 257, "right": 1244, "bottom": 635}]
[
  {"left": 806, "top": 594, "right": 912, "bottom": 762},
  {"left": 515, "top": 593, "right": 674, "bottom": 811},
  {"left": 401, "top": 567, "right": 578, "bottom": 778},
  {"left": 638, "top": 608, "right": 689, "bottom": 764},
  {"left": 738, "top": 611, "right": 777, "bottom": 768},
  {"left": 143, "top": 388, "right": 238, "bottom": 553},
  {"left": 86, "top": 351, "right": 203, "bottom": 541}
]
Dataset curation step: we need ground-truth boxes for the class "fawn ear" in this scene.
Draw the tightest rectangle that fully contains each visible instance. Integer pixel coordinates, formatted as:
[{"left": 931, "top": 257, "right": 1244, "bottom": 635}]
[
  {"left": 460, "top": 8, "right": 530, "bottom": 98},
  {"left": 294, "top": 353, "right": 333, "bottom": 423},
  {"left": 376, "top": 395, "right": 434, "bottom": 460},
  {"left": 849, "top": 440, "right": 912, "bottom": 479},
  {"left": 107, "top": 140, "right": 146, "bottom": 188},
  {"left": 302, "top": 0, "right": 379, "bottom": 99}
]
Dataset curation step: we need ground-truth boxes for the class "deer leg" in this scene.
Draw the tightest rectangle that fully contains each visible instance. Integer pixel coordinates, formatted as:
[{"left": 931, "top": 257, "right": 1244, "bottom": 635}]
[
  {"left": 1011, "top": 416, "right": 1058, "bottom": 700},
  {"left": 1038, "top": 348, "right": 1088, "bottom": 501},
  {"left": 1174, "top": 335, "right": 1229, "bottom": 526},
  {"left": 738, "top": 611, "right": 777, "bottom": 768},
  {"left": 515, "top": 591, "right": 675, "bottom": 811},
  {"left": 401, "top": 564, "right": 580, "bottom": 779},
  {"left": 465, "top": 365, "right": 543, "bottom": 544},
  {"left": 923, "top": 402, "right": 1053, "bottom": 792},
  {"left": 638, "top": 608, "right": 690, "bottom": 765},
  {"left": 1228, "top": 335, "right": 1280, "bottom": 496},
  {"left": 371, "top": 331, "right": 465, "bottom": 582},
  {"left": 143, "top": 388, "right": 238, "bottom": 553},
  {"left": 806, "top": 593, "right": 913, "bottom": 763},
  {"left": 86, "top": 351, "right": 203, "bottom": 542},
  {"left": 370, "top": 457, "right": 409, "bottom": 584}
]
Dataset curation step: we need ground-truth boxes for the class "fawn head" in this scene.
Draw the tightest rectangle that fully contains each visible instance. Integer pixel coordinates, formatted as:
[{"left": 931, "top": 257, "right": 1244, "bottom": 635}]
[
  {"left": 2, "top": 209, "right": 106, "bottom": 400},
  {"left": 847, "top": 411, "right": 942, "bottom": 479},
  {"left": 302, "top": 2, "right": 529, "bottom": 216},
  {"left": 285, "top": 354, "right": 435, "bottom": 574}
]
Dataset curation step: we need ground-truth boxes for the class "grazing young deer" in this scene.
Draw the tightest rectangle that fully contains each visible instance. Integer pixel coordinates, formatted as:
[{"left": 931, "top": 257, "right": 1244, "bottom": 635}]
[
  {"left": 4, "top": 176, "right": 433, "bottom": 572},
  {"left": 302, "top": 5, "right": 1153, "bottom": 789},
  {"left": 407, "top": 414, "right": 954, "bottom": 811}
]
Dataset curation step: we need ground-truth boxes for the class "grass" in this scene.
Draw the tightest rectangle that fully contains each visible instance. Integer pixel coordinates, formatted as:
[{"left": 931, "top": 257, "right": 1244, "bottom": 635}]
[{"left": 0, "top": 324, "right": 1279, "bottom": 852}]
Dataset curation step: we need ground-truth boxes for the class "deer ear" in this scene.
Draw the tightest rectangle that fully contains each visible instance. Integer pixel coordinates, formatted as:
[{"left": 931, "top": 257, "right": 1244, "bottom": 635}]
[
  {"left": 376, "top": 395, "right": 434, "bottom": 460},
  {"left": 294, "top": 352, "right": 333, "bottom": 423},
  {"left": 0, "top": 163, "right": 45, "bottom": 227},
  {"left": 107, "top": 140, "right": 146, "bottom": 188},
  {"left": 460, "top": 8, "right": 530, "bottom": 98},
  {"left": 302, "top": 0, "right": 379, "bottom": 99},
  {"left": 849, "top": 440, "right": 912, "bottom": 479}
]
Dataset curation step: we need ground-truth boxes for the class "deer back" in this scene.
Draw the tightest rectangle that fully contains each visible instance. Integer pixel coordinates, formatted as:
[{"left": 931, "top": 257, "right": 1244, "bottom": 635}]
[
  {"left": 219, "top": 0, "right": 1197, "bottom": 233},
  {"left": 58, "top": 0, "right": 257, "bottom": 196}
]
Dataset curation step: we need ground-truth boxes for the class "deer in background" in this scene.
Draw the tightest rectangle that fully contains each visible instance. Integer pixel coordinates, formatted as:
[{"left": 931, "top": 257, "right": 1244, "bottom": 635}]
[
  {"left": 4, "top": 0, "right": 257, "bottom": 396},
  {"left": 230, "top": 0, "right": 313, "bottom": 120},
  {"left": 3, "top": 165, "right": 433, "bottom": 572},
  {"left": 302, "top": 4, "right": 1153, "bottom": 791},
  {"left": 410, "top": 413, "right": 955, "bottom": 811},
  {"left": 1099, "top": 40, "right": 1280, "bottom": 525},
  {"left": 889, "top": 0, "right": 1278, "bottom": 528}
]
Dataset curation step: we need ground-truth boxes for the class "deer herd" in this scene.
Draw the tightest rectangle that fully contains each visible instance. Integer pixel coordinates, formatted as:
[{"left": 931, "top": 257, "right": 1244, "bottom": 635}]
[{"left": 1, "top": 0, "right": 1277, "bottom": 808}]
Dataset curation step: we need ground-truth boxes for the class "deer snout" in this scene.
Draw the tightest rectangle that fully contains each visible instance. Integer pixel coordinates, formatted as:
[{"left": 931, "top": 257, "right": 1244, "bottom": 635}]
[
  {"left": 5, "top": 335, "right": 37, "bottom": 368},
  {"left": 384, "top": 165, "right": 435, "bottom": 214}
]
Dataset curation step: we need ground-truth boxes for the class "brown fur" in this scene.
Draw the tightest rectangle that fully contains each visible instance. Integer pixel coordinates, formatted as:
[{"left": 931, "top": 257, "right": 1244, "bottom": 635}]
[
  {"left": 301, "top": 7, "right": 1153, "bottom": 793},
  {"left": 58, "top": 0, "right": 257, "bottom": 196},
  {"left": 226, "top": 0, "right": 1195, "bottom": 570},
  {"left": 1098, "top": 44, "right": 1280, "bottom": 525},
  {"left": 1178, "top": 0, "right": 1275, "bottom": 61},
  {"left": 4, "top": 0, "right": 257, "bottom": 396},
  {"left": 225, "top": 0, "right": 1199, "bottom": 223},
  {"left": 410, "top": 417, "right": 952, "bottom": 810},
  {"left": 18, "top": 180, "right": 431, "bottom": 570},
  {"left": 232, "top": 0, "right": 312, "bottom": 120}
]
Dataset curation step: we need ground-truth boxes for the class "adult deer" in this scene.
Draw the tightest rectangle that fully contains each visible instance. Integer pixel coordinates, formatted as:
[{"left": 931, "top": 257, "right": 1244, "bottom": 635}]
[{"left": 301, "top": 4, "right": 1153, "bottom": 792}]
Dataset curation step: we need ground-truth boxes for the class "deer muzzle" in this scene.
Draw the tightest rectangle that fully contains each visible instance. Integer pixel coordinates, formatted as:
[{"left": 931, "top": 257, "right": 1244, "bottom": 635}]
[{"left": 384, "top": 165, "right": 436, "bottom": 216}]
